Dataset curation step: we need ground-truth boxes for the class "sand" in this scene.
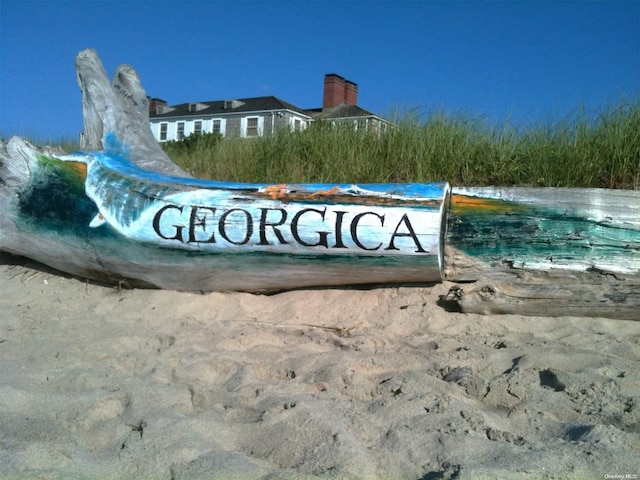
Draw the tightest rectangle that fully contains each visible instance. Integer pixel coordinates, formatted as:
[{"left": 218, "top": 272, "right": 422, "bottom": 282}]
[{"left": 1, "top": 256, "right": 639, "bottom": 480}]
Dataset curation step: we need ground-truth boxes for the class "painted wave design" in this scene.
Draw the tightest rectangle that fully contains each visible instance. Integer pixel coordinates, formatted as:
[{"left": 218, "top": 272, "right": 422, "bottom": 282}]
[{"left": 59, "top": 147, "right": 448, "bottom": 259}]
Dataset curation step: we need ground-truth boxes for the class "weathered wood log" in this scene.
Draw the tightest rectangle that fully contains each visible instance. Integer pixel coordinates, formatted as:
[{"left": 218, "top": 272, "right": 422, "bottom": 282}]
[
  {"left": 445, "top": 278, "right": 640, "bottom": 321},
  {"left": 444, "top": 187, "right": 640, "bottom": 320}
]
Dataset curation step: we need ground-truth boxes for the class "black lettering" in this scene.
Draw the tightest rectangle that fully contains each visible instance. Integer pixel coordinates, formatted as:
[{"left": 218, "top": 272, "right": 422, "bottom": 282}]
[
  {"left": 385, "top": 213, "right": 426, "bottom": 253},
  {"left": 351, "top": 212, "right": 384, "bottom": 251},
  {"left": 218, "top": 208, "right": 253, "bottom": 245},
  {"left": 152, "top": 204, "right": 185, "bottom": 242},
  {"left": 188, "top": 206, "right": 217, "bottom": 243},
  {"left": 332, "top": 211, "right": 348, "bottom": 248},
  {"left": 258, "top": 208, "right": 289, "bottom": 245},
  {"left": 291, "top": 208, "right": 329, "bottom": 248}
]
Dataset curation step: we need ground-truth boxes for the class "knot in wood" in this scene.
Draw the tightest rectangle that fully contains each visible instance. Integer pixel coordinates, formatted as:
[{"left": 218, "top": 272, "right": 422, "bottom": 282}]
[{"left": 478, "top": 285, "right": 496, "bottom": 299}]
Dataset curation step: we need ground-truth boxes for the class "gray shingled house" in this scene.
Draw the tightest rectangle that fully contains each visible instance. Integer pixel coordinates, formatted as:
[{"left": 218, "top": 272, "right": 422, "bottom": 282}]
[{"left": 149, "top": 74, "right": 390, "bottom": 142}]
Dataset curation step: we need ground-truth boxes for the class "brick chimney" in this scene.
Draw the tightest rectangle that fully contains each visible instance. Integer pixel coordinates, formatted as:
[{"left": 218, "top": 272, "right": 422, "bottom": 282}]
[
  {"left": 148, "top": 97, "right": 168, "bottom": 114},
  {"left": 344, "top": 80, "right": 358, "bottom": 106},
  {"left": 323, "top": 74, "right": 359, "bottom": 109},
  {"left": 323, "top": 73, "right": 346, "bottom": 109}
]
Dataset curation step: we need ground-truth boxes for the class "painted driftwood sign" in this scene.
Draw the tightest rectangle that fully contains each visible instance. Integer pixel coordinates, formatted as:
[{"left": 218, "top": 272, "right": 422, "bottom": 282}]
[
  {"left": 0, "top": 136, "right": 449, "bottom": 291},
  {"left": 1, "top": 49, "right": 638, "bottom": 319}
]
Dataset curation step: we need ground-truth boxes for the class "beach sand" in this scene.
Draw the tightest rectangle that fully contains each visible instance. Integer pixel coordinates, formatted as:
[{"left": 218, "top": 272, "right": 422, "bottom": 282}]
[{"left": 1, "top": 256, "right": 639, "bottom": 479}]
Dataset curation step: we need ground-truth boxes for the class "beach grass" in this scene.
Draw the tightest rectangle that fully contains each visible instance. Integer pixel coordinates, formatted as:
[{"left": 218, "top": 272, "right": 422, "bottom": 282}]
[{"left": 164, "top": 99, "right": 639, "bottom": 189}]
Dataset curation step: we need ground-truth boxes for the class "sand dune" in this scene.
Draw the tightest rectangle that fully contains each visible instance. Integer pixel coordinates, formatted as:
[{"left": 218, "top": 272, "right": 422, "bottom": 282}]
[{"left": 1, "top": 256, "right": 639, "bottom": 479}]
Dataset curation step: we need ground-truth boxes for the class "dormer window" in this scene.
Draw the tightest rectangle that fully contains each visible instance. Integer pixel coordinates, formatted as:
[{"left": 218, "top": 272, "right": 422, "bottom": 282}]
[
  {"left": 224, "top": 99, "right": 245, "bottom": 109},
  {"left": 155, "top": 105, "right": 175, "bottom": 115},
  {"left": 188, "top": 102, "right": 208, "bottom": 113}
]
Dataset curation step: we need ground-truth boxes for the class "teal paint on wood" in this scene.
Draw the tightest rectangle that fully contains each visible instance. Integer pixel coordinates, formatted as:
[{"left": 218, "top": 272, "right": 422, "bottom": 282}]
[{"left": 448, "top": 187, "right": 640, "bottom": 275}]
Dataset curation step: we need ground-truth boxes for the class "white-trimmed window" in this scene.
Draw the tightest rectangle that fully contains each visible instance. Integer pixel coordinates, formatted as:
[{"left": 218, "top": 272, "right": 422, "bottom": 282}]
[
  {"left": 212, "top": 119, "right": 221, "bottom": 135},
  {"left": 242, "top": 116, "right": 263, "bottom": 137},
  {"left": 247, "top": 117, "right": 259, "bottom": 137},
  {"left": 177, "top": 122, "right": 185, "bottom": 140},
  {"left": 159, "top": 123, "right": 168, "bottom": 141},
  {"left": 194, "top": 120, "right": 202, "bottom": 135}
]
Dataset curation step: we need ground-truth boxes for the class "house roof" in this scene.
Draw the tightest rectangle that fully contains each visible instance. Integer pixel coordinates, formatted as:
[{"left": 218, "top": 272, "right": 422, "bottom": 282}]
[
  {"left": 305, "top": 104, "right": 382, "bottom": 120},
  {"left": 150, "top": 96, "right": 312, "bottom": 119}
]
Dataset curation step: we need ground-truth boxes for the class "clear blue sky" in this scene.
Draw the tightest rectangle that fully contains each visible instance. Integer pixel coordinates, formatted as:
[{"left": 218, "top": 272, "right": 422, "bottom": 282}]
[{"left": 1, "top": 1, "right": 638, "bottom": 140}]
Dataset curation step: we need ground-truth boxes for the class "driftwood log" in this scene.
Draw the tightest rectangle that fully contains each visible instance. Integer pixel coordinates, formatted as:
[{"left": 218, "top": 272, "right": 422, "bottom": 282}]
[
  {"left": 1, "top": 49, "right": 638, "bottom": 319},
  {"left": 444, "top": 187, "right": 640, "bottom": 320},
  {"left": 444, "top": 279, "right": 640, "bottom": 321}
]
